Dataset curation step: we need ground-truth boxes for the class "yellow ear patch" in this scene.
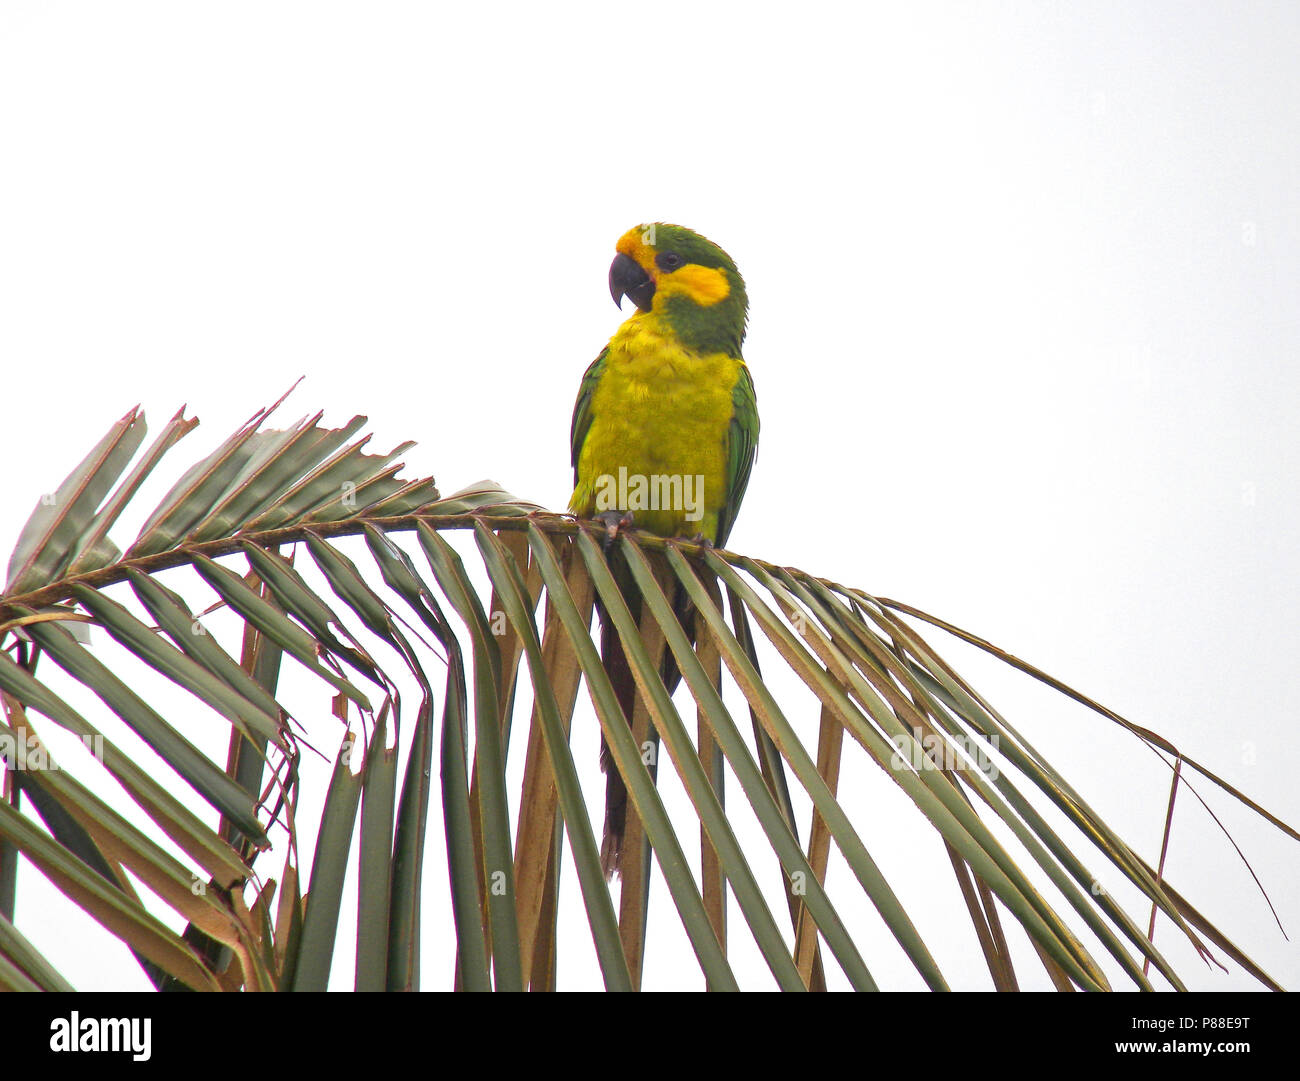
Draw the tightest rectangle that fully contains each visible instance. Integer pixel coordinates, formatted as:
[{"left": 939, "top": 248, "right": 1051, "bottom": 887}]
[{"left": 657, "top": 264, "right": 731, "bottom": 306}]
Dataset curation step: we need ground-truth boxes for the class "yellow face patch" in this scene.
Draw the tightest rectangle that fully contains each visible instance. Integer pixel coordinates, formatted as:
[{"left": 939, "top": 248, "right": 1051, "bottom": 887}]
[
  {"left": 656, "top": 264, "right": 730, "bottom": 306},
  {"left": 615, "top": 224, "right": 732, "bottom": 307}
]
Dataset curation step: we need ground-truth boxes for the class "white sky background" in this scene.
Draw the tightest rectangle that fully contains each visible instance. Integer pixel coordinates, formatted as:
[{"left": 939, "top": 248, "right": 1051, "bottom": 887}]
[{"left": 1, "top": 1, "right": 1297, "bottom": 991}]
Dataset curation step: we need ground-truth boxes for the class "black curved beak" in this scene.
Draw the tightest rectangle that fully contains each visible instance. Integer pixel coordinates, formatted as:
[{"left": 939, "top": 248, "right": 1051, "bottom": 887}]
[{"left": 609, "top": 252, "right": 656, "bottom": 312}]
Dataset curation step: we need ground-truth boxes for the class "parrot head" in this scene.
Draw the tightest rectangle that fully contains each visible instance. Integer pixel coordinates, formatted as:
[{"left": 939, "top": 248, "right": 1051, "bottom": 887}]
[{"left": 607, "top": 223, "right": 748, "bottom": 358}]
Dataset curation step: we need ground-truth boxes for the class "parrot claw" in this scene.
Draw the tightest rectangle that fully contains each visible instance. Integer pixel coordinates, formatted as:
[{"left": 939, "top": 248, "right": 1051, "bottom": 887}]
[
  {"left": 594, "top": 510, "right": 636, "bottom": 551},
  {"left": 685, "top": 532, "right": 714, "bottom": 550}
]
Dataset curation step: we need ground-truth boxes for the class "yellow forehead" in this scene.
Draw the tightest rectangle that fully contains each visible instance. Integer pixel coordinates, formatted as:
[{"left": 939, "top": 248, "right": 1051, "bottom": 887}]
[{"left": 616, "top": 225, "right": 658, "bottom": 273}]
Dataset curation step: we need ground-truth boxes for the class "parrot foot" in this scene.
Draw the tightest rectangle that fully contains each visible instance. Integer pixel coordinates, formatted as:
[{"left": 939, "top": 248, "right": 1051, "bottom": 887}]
[
  {"left": 594, "top": 510, "right": 636, "bottom": 552},
  {"left": 684, "top": 532, "right": 714, "bottom": 550}
]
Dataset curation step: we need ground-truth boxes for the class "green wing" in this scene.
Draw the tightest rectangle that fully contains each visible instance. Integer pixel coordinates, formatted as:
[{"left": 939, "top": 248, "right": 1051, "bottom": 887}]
[
  {"left": 570, "top": 348, "right": 608, "bottom": 484},
  {"left": 715, "top": 362, "right": 759, "bottom": 548}
]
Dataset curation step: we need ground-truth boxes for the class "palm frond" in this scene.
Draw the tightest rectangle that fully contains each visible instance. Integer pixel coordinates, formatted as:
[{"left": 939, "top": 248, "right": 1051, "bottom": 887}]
[{"left": 0, "top": 391, "right": 1293, "bottom": 991}]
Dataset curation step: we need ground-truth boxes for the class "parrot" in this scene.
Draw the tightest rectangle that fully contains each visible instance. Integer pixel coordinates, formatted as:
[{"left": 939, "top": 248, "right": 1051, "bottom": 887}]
[{"left": 569, "top": 223, "right": 759, "bottom": 878}]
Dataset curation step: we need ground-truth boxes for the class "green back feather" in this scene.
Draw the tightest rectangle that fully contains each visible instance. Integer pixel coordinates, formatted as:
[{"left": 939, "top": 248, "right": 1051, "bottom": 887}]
[
  {"left": 716, "top": 361, "right": 759, "bottom": 548},
  {"left": 570, "top": 347, "right": 607, "bottom": 483}
]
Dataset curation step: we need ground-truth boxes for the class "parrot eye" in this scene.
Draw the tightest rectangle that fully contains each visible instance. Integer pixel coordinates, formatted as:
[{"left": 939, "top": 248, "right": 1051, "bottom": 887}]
[{"left": 655, "top": 251, "right": 684, "bottom": 272}]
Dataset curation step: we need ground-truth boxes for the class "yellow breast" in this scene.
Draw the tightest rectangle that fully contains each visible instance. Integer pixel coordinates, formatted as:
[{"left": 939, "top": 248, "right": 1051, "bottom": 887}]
[{"left": 571, "top": 313, "right": 743, "bottom": 541}]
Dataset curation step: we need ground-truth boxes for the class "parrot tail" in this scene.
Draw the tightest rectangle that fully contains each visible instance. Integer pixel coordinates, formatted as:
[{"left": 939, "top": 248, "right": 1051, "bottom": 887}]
[
  {"left": 597, "top": 575, "right": 695, "bottom": 880},
  {"left": 599, "top": 611, "right": 635, "bottom": 879}
]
